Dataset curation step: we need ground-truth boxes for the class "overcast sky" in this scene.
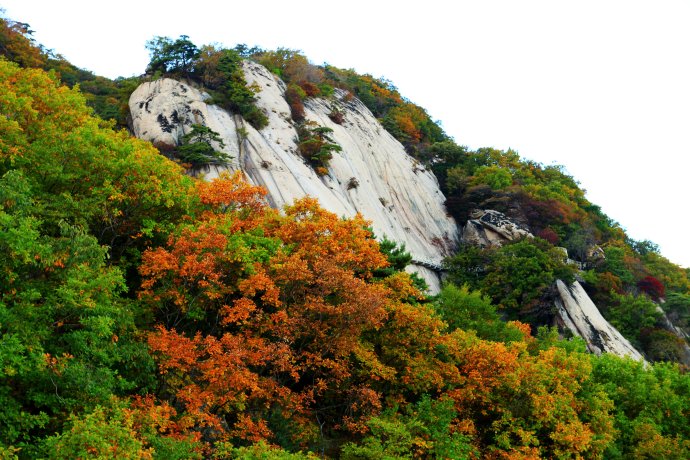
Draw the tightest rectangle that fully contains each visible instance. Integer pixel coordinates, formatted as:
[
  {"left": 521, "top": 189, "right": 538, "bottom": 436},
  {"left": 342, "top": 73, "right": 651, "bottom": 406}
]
[{"left": 4, "top": 0, "right": 690, "bottom": 267}]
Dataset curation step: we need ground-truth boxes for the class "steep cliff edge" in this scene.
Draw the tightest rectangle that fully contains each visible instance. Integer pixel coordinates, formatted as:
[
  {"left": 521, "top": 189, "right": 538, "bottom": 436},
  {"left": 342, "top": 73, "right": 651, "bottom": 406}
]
[
  {"left": 129, "top": 61, "right": 458, "bottom": 292},
  {"left": 554, "top": 280, "right": 645, "bottom": 360}
]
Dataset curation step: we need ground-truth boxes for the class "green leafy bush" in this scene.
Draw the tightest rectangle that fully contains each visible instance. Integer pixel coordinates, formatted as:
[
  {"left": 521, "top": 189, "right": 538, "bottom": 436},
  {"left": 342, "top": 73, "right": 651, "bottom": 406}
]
[
  {"left": 43, "top": 406, "right": 153, "bottom": 459},
  {"left": 297, "top": 123, "right": 342, "bottom": 171},
  {"left": 448, "top": 238, "right": 575, "bottom": 320},
  {"left": 592, "top": 355, "right": 690, "bottom": 458},
  {"left": 435, "top": 283, "right": 525, "bottom": 342},
  {"left": 341, "top": 396, "right": 475, "bottom": 460}
]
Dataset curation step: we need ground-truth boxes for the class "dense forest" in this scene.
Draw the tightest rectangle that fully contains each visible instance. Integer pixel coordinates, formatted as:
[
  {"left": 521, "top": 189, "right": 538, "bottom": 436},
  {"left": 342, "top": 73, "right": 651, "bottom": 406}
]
[{"left": 1, "top": 15, "right": 689, "bottom": 459}]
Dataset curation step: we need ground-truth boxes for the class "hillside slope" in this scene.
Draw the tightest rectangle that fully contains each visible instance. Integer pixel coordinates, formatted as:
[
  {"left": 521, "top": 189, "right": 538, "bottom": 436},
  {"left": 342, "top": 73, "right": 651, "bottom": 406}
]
[{"left": 2, "top": 19, "right": 690, "bottom": 459}]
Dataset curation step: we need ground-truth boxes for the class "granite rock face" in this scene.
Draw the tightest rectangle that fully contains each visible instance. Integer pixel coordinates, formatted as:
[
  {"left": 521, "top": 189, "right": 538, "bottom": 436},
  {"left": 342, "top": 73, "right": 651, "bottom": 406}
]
[
  {"left": 554, "top": 280, "right": 645, "bottom": 361},
  {"left": 129, "top": 61, "right": 459, "bottom": 292}
]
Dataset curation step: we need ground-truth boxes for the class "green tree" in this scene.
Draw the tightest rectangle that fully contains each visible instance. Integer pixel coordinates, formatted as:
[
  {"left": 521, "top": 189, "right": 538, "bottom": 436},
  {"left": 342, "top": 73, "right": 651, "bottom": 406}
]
[
  {"left": 663, "top": 293, "right": 690, "bottom": 330},
  {"left": 481, "top": 238, "right": 574, "bottom": 318},
  {"left": 602, "top": 246, "right": 637, "bottom": 286},
  {"left": 145, "top": 35, "right": 199, "bottom": 76},
  {"left": 0, "top": 59, "right": 191, "bottom": 454},
  {"left": 177, "top": 124, "right": 229, "bottom": 167},
  {"left": 214, "top": 441, "right": 317, "bottom": 459},
  {"left": 0, "top": 59, "right": 193, "bottom": 258},
  {"left": 435, "top": 283, "right": 525, "bottom": 342},
  {"left": 195, "top": 47, "right": 268, "bottom": 129},
  {"left": 297, "top": 124, "right": 342, "bottom": 171},
  {"left": 370, "top": 235, "right": 428, "bottom": 295},
  {"left": 592, "top": 354, "right": 690, "bottom": 459},
  {"left": 43, "top": 405, "right": 153, "bottom": 459},
  {"left": 341, "top": 396, "right": 475, "bottom": 460},
  {"left": 444, "top": 244, "right": 491, "bottom": 291},
  {"left": 444, "top": 166, "right": 469, "bottom": 194},
  {"left": 606, "top": 294, "right": 662, "bottom": 349},
  {"left": 0, "top": 171, "right": 155, "bottom": 453},
  {"left": 470, "top": 165, "right": 513, "bottom": 190}
]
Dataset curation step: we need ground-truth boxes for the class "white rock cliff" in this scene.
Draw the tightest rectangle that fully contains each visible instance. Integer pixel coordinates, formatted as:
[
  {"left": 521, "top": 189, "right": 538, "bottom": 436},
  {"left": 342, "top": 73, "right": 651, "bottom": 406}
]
[
  {"left": 554, "top": 280, "right": 645, "bottom": 361},
  {"left": 129, "top": 61, "right": 458, "bottom": 292},
  {"left": 129, "top": 64, "right": 652, "bottom": 361}
]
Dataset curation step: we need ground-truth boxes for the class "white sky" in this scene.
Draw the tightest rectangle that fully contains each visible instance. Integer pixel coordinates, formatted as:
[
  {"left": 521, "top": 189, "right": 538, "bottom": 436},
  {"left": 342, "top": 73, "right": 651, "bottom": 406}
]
[{"left": 4, "top": 0, "right": 690, "bottom": 267}]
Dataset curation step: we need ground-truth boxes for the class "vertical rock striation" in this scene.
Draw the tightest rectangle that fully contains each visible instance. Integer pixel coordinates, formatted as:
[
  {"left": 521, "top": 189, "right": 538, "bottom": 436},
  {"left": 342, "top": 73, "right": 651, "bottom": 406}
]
[
  {"left": 129, "top": 61, "right": 458, "bottom": 292},
  {"left": 554, "top": 280, "right": 645, "bottom": 361}
]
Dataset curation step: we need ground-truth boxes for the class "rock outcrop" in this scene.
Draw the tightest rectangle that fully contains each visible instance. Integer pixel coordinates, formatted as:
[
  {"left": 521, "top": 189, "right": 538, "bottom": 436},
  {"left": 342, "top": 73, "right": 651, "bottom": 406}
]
[
  {"left": 129, "top": 61, "right": 459, "bottom": 292},
  {"left": 554, "top": 280, "right": 645, "bottom": 361},
  {"left": 456, "top": 210, "right": 645, "bottom": 360},
  {"left": 461, "top": 209, "right": 532, "bottom": 247},
  {"left": 655, "top": 305, "right": 690, "bottom": 365}
]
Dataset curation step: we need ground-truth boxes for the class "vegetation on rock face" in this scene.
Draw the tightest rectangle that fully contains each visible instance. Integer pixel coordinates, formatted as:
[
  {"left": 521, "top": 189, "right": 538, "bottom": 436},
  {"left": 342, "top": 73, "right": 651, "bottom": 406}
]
[
  {"left": 176, "top": 123, "right": 229, "bottom": 167},
  {"left": 297, "top": 123, "right": 342, "bottom": 173},
  {"left": 1, "top": 14, "right": 689, "bottom": 459},
  {"left": 252, "top": 48, "right": 447, "bottom": 156},
  {"left": 145, "top": 36, "right": 269, "bottom": 130}
]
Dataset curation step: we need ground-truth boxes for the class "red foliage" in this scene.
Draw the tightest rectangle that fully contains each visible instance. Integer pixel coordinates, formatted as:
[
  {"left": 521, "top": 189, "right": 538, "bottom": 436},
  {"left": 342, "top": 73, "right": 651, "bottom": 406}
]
[
  {"left": 139, "top": 179, "right": 414, "bottom": 444},
  {"left": 298, "top": 80, "right": 320, "bottom": 97},
  {"left": 536, "top": 227, "right": 560, "bottom": 245},
  {"left": 137, "top": 174, "right": 619, "bottom": 456},
  {"left": 328, "top": 110, "right": 344, "bottom": 124},
  {"left": 518, "top": 193, "right": 574, "bottom": 228},
  {"left": 638, "top": 275, "right": 665, "bottom": 300},
  {"left": 284, "top": 84, "right": 305, "bottom": 122},
  {"left": 0, "top": 18, "right": 46, "bottom": 68},
  {"left": 194, "top": 170, "right": 268, "bottom": 227}
]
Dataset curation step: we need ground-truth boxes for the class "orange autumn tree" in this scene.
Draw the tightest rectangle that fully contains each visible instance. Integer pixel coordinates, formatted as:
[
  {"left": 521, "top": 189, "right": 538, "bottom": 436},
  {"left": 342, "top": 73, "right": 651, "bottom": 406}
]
[
  {"left": 139, "top": 172, "right": 410, "bottom": 448},
  {"left": 446, "top": 331, "right": 615, "bottom": 459}
]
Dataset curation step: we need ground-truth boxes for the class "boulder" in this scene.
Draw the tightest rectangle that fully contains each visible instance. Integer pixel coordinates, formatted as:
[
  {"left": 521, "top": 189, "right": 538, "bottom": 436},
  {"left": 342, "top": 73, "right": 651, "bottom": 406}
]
[
  {"left": 586, "top": 245, "right": 606, "bottom": 266},
  {"left": 461, "top": 209, "right": 532, "bottom": 247}
]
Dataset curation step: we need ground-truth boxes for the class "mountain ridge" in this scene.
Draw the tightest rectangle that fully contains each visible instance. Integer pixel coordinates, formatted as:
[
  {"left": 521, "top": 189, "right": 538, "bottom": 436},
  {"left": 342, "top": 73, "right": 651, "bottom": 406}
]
[{"left": 1, "top": 18, "right": 689, "bottom": 458}]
